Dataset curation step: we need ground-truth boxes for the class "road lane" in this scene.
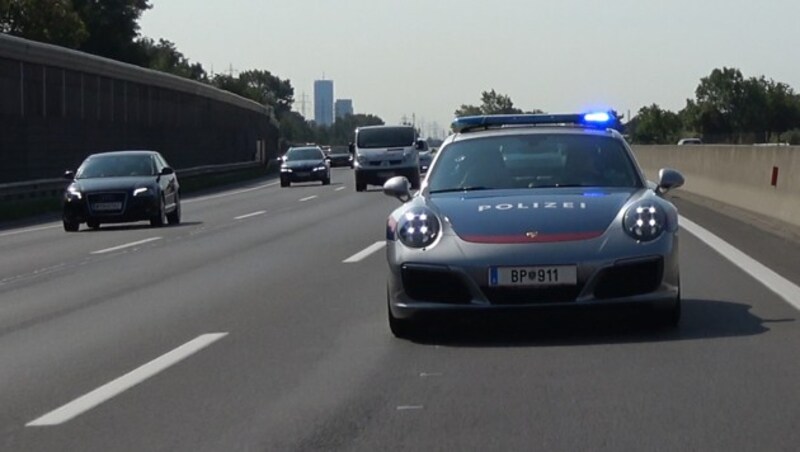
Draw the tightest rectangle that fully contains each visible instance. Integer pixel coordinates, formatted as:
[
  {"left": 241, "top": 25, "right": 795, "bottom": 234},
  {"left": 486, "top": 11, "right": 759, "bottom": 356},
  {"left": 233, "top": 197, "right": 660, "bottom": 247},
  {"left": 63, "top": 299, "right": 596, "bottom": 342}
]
[{"left": 1, "top": 181, "right": 800, "bottom": 451}]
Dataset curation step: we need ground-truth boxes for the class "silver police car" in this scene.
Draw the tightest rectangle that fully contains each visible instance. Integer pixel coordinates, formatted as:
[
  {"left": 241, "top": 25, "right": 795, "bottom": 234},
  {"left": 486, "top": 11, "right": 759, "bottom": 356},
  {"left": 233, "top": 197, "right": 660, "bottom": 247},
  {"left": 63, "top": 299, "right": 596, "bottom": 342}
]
[{"left": 383, "top": 113, "right": 684, "bottom": 338}]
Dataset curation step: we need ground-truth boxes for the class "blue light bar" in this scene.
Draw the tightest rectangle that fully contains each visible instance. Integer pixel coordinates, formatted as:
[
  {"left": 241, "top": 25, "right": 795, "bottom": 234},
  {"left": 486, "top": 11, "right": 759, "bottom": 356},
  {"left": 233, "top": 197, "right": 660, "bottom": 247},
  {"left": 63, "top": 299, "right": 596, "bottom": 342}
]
[{"left": 451, "top": 112, "right": 616, "bottom": 133}]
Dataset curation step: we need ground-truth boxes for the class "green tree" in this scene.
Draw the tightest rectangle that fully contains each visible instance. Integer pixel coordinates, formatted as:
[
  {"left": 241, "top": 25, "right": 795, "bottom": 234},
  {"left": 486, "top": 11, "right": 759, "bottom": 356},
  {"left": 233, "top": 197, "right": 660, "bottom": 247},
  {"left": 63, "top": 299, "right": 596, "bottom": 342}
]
[
  {"left": 766, "top": 81, "right": 800, "bottom": 142},
  {"left": 71, "top": 0, "right": 152, "bottom": 64},
  {"left": 212, "top": 70, "right": 294, "bottom": 118},
  {"left": 137, "top": 38, "right": 207, "bottom": 81},
  {"left": 630, "top": 104, "right": 683, "bottom": 144},
  {"left": 454, "top": 89, "right": 527, "bottom": 116},
  {"left": 0, "top": 0, "right": 88, "bottom": 47}
]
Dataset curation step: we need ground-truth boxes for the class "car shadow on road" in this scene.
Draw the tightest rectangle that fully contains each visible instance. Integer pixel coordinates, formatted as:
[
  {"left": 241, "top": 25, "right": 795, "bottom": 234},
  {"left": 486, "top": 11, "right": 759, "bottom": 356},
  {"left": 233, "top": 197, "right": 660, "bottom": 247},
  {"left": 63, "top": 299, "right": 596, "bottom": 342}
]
[
  {"left": 82, "top": 221, "right": 203, "bottom": 232},
  {"left": 405, "top": 299, "right": 788, "bottom": 347}
]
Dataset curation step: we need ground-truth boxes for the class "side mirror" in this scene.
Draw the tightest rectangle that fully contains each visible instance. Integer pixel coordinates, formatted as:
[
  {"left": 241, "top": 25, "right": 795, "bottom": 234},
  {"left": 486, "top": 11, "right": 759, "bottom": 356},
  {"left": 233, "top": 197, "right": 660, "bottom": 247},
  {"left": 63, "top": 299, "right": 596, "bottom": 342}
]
[
  {"left": 161, "top": 167, "right": 175, "bottom": 175},
  {"left": 325, "top": 158, "right": 331, "bottom": 164},
  {"left": 657, "top": 168, "right": 684, "bottom": 194},
  {"left": 383, "top": 176, "right": 413, "bottom": 203},
  {"left": 64, "top": 170, "right": 75, "bottom": 180},
  {"left": 348, "top": 142, "right": 355, "bottom": 154}
]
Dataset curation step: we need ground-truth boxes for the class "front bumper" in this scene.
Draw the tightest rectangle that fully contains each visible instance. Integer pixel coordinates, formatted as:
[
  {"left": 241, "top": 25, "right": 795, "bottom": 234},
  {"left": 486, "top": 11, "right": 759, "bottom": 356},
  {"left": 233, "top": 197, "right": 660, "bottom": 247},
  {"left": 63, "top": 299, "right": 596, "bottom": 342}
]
[
  {"left": 387, "top": 234, "right": 680, "bottom": 320},
  {"left": 281, "top": 169, "right": 329, "bottom": 182},
  {"left": 355, "top": 165, "right": 418, "bottom": 185},
  {"left": 63, "top": 194, "right": 160, "bottom": 224}
]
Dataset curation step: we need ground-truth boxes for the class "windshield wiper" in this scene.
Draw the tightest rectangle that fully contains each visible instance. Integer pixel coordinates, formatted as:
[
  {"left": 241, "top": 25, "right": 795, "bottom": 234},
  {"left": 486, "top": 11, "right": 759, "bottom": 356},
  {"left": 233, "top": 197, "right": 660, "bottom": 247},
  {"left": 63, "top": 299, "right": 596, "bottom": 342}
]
[{"left": 429, "top": 186, "right": 492, "bottom": 194}]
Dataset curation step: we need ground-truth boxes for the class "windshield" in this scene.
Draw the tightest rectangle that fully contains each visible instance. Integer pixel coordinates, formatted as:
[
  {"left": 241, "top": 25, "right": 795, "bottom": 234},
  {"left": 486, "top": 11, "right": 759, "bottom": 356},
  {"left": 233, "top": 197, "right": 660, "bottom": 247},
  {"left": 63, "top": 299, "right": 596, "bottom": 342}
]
[
  {"left": 357, "top": 127, "right": 415, "bottom": 148},
  {"left": 427, "top": 134, "right": 641, "bottom": 192},
  {"left": 286, "top": 147, "right": 324, "bottom": 161},
  {"left": 76, "top": 154, "right": 155, "bottom": 179}
]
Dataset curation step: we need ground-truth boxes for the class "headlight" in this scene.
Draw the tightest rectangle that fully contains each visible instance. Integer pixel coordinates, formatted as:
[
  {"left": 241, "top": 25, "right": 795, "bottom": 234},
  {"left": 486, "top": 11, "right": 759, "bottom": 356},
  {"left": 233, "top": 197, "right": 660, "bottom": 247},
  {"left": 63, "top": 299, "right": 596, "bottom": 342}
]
[
  {"left": 66, "top": 185, "right": 82, "bottom": 200},
  {"left": 397, "top": 208, "right": 441, "bottom": 248},
  {"left": 281, "top": 166, "right": 292, "bottom": 173},
  {"left": 133, "top": 187, "right": 152, "bottom": 197},
  {"left": 357, "top": 155, "right": 368, "bottom": 164},
  {"left": 623, "top": 203, "right": 667, "bottom": 242},
  {"left": 313, "top": 165, "right": 327, "bottom": 171}
]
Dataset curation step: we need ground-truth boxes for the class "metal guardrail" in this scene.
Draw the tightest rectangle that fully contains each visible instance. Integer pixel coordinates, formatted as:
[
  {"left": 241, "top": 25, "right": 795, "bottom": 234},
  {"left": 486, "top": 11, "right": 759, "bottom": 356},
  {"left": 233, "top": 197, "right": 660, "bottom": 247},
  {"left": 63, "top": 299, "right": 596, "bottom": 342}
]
[{"left": 0, "top": 161, "right": 262, "bottom": 202}]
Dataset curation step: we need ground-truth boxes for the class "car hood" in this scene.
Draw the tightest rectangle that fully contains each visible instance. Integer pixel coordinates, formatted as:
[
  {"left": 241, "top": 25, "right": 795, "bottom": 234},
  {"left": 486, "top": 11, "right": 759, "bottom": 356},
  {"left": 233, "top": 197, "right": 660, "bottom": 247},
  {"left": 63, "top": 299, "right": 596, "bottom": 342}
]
[
  {"left": 428, "top": 188, "right": 639, "bottom": 243},
  {"left": 284, "top": 159, "right": 325, "bottom": 169},
  {"left": 73, "top": 177, "right": 157, "bottom": 192}
]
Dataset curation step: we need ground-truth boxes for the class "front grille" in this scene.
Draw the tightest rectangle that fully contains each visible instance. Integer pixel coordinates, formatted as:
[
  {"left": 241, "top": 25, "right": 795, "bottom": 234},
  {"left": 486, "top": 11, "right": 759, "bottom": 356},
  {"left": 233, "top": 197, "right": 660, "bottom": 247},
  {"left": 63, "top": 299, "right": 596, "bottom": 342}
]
[
  {"left": 368, "top": 160, "right": 402, "bottom": 167},
  {"left": 481, "top": 286, "right": 580, "bottom": 305},
  {"left": 593, "top": 257, "right": 663, "bottom": 299},
  {"left": 87, "top": 192, "right": 127, "bottom": 215},
  {"left": 401, "top": 265, "right": 472, "bottom": 304}
]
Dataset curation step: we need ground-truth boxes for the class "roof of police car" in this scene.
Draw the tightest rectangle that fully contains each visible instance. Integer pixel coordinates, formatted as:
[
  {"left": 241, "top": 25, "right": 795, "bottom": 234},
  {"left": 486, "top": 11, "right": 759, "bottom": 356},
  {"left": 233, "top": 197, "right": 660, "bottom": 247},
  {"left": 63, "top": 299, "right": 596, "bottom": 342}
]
[{"left": 448, "top": 124, "right": 623, "bottom": 143}]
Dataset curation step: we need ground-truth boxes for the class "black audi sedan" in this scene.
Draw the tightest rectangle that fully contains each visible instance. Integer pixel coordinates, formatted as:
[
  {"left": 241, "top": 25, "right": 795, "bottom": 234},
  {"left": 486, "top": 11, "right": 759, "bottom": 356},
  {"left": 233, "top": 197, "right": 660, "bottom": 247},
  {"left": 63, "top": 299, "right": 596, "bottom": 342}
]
[
  {"left": 279, "top": 146, "right": 331, "bottom": 187},
  {"left": 62, "top": 150, "right": 181, "bottom": 231}
]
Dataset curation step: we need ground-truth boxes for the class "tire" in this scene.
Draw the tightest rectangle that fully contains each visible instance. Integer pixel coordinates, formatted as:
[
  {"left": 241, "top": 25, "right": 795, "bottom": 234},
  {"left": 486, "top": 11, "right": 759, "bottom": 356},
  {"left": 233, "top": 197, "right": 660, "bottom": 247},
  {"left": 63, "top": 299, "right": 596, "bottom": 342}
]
[
  {"left": 167, "top": 195, "right": 181, "bottom": 225},
  {"left": 87, "top": 219, "right": 100, "bottom": 229},
  {"left": 63, "top": 218, "right": 79, "bottom": 232},
  {"left": 280, "top": 177, "right": 290, "bottom": 188},
  {"left": 655, "top": 296, "right": 681, "bottom": 328},
  {"left": 408, "top": 172, "right": 421, "bottom": 190},
  {"left": 150, "top": 197, "right": 166, "bottom": 227},
  {"left": 388, "top": 293, "right": 414, "bottom": 339},
  {"left": 355, "top": 173, "right": 366, "bottom": 192},
  {"left": 322, "top": 176, "right": 331, "bottom": 186}
]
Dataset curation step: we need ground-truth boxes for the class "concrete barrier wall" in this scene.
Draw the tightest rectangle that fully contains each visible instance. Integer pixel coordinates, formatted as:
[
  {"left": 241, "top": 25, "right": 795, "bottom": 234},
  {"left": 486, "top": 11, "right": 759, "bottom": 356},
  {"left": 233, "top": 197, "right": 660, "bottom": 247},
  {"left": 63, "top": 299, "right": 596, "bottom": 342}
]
[
  {"left": 0, "top": 34, "right": 279, "bottom": 184},
  {"left": 632, "top": 145, "right": 800, "bottom": 227}
]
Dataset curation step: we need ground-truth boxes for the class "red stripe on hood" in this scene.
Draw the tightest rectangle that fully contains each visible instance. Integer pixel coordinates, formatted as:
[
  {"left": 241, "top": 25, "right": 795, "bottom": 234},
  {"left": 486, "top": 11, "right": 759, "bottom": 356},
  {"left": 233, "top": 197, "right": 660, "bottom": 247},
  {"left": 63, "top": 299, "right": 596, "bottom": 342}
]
[{"left": 460, "top": 231, "right": 603, "bottom": 244}]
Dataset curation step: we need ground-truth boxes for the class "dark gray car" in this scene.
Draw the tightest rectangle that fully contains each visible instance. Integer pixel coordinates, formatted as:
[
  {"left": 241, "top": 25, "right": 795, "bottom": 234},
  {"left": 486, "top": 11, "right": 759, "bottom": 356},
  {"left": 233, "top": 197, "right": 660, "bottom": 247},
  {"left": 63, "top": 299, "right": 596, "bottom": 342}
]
[{"left": 383, "top": 113, "right": 685, "bottom": 338}]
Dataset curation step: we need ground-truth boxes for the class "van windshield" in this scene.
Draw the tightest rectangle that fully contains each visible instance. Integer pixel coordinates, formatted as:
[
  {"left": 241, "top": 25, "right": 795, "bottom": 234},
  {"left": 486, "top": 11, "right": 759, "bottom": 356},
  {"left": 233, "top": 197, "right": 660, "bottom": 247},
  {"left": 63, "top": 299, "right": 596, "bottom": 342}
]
[{"left": 357, "top": 127, "right": 415, "bottom": 149}]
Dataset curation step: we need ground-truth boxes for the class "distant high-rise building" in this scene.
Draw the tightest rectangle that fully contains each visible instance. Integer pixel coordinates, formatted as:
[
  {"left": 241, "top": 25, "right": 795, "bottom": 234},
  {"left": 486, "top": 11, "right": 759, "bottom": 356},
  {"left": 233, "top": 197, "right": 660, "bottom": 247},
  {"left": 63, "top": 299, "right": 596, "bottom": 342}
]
[
  {"left": 335, "top": 99, "right": 354, "bottom": 120},
  {"left": 314, "top": 79, "right": 334, "bottom": 126}
]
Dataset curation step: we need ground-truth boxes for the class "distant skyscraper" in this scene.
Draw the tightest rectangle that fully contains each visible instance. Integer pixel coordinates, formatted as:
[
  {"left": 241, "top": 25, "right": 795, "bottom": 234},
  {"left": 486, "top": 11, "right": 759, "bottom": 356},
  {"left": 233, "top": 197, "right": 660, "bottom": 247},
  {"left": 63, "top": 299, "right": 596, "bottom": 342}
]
[
  {"left": 314, "top": 79, "right": 334, "bottom": 126},
  {"left": 335, "top": 99, "right": 354, "bottom": 120}
]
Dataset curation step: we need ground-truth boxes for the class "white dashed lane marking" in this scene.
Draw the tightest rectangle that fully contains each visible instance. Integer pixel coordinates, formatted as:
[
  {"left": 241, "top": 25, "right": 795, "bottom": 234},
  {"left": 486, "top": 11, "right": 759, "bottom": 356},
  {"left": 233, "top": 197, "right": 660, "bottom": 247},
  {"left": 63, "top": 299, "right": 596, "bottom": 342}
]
[
  {"left": 234, "top": 211, "right": 266, "bottom": 220},
  {"left": 299, "top": 195, "right": 318, "bottom": 202},
  {"left": 90, "top": 237, "right": 162, "bottom": 255},
  {"left": 27, "top": 333, "right": 229, "bottom": 427},
  {"left": 343, "top": 241, "right": 386, "bottom": 263}
]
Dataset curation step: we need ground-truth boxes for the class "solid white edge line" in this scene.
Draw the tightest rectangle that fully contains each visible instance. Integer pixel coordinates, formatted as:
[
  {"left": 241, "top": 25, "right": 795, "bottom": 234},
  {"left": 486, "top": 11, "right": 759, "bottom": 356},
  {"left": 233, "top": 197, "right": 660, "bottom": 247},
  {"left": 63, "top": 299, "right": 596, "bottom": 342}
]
[
  {"left": 334, "top": 187, "right": 346, "bottom": 191},
  {"left": 0, "top": 224, "right": 60, "bottom": 238},
  {"left": 299, "top": 195, "right": 318, "bottom": 202},
  {"left": 90, "top": 237, "right": 162, "bottom": 255},
  {"left": 234, "top": 210, "right": 266, "bottom": 220},
  {"left": 343, "top": 241, "right": 386, "bottom": 263},
  {"left": 680, "top": 215, "right": 800, "bottom": 311},
  {"left": 26, "top": 333, "right": 228, "bottom": 427}
]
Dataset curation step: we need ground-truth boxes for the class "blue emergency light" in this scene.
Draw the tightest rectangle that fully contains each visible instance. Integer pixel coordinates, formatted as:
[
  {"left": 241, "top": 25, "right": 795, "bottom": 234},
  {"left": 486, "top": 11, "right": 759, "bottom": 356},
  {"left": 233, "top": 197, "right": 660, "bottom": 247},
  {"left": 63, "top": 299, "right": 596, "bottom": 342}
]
[{"left": 451, "top": 111, "right": 615, "bottom": 133}]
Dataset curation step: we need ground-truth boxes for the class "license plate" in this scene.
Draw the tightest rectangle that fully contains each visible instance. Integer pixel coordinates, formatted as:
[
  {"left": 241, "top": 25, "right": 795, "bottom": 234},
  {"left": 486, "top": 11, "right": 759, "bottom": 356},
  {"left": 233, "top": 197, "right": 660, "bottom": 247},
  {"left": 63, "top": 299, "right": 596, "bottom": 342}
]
[
  {"left": 377, "top": 171, "right": 394, "bottom": 179},
  {"left": 92, "top": 202, "right": 122, "bottom": 211},
  {"left": 295, "top": 172, "right": 310, "bottom": 177},
  {"left": 489, "top": 266, "right": 577, "bottom": 287}
]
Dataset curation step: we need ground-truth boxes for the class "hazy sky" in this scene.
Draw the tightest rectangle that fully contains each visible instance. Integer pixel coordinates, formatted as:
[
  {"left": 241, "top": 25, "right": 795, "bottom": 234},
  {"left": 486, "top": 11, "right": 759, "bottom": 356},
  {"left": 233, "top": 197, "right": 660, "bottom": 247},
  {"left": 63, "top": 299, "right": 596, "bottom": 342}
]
[{"left": 140, "top": 0, "right": 800, "bottom": 137}]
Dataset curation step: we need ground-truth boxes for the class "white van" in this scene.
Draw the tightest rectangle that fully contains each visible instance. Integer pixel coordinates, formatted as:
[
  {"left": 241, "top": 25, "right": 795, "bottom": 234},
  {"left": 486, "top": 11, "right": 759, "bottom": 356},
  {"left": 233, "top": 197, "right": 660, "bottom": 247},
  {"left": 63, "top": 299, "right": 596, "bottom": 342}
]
[{"left": 350, "top": 125, "right": 424, "bottom": 192}]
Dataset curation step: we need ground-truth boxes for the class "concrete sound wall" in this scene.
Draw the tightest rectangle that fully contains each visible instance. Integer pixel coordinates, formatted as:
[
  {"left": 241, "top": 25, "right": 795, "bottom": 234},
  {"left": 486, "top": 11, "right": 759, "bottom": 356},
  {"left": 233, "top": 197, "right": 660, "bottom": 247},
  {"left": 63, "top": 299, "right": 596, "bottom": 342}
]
[
  {"left": 0, "top": 34, "right": 279, "bottom": 184},
  {"left": 632, "top": 145, "right": 800, "bottom": 227}
]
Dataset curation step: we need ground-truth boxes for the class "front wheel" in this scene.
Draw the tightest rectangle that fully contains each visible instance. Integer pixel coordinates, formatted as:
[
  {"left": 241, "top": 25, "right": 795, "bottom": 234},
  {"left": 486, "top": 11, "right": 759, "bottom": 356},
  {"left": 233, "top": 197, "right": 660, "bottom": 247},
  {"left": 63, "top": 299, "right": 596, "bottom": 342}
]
[
  {"left": 150, "top": 198, "right": 167, "bottom": 227},
  {"left": 280, "top": 177, "right": 290, "bottom": 188},
  {"left": 355, "top": 173, "right": 366, "bottom": 192},
  {"left": 167, "top": 195, "right": 181, "bottom": 225},
  {"left": 63, "top": 218, "right": 79, "bottom": 232},
  {"left": 322, "top": 176, "right": 331, "bottom": 186},
  {"left": 654, "top": 296, "right": 681, "bottom": 328}
]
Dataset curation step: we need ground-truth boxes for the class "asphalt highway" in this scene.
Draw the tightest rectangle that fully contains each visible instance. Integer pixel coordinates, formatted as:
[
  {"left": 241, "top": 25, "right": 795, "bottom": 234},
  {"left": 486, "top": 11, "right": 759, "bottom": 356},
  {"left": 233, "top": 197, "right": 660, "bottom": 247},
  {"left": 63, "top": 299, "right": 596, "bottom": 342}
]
[{"left": 1, "top": 167, "right": 800, "bottom": 451}]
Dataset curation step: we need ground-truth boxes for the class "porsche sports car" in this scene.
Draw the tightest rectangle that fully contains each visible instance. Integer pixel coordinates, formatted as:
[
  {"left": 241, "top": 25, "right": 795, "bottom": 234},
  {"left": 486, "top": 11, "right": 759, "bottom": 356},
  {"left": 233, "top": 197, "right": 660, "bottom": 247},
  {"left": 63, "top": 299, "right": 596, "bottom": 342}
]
[
  {"left": 383, "top": 112, "right": 685, "bottom": 337},
  {"left": 62, "top": 150, "right": 181, "bottom": 231},
  {"left": 280, "top": 146, "right": 331, "bottom": 187}
]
